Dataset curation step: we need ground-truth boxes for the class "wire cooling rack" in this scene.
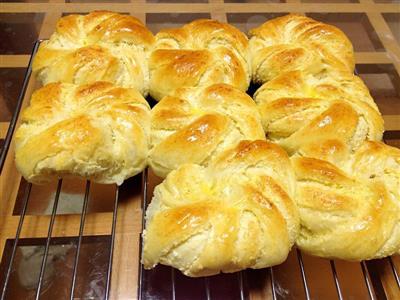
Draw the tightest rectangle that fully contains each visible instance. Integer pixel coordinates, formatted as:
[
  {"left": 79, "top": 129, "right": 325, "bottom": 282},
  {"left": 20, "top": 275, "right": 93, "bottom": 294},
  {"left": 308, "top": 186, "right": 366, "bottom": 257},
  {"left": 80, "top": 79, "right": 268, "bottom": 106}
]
[{"left": 0, "top": 41, "right": 121, "bottom": 299}]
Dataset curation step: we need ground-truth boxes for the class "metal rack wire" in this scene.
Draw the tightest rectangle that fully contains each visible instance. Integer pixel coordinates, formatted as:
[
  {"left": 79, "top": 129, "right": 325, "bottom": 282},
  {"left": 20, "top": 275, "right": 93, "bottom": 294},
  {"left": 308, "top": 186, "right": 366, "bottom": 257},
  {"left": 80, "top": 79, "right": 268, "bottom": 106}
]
[
  {"left": 0, "top": 178, "right": 119, "bottom": 300},
  {"left": 0, "top": 40, "right": 120, "bottom": 299},
  {"left": 69, "top": 181, "right": 91, "bottom": 299},
  {"left": 0, "top": 41, "right": 99, "bottom": 299},
  {"left": 0, "top": 41, "right": 40, "bottom": 173}
]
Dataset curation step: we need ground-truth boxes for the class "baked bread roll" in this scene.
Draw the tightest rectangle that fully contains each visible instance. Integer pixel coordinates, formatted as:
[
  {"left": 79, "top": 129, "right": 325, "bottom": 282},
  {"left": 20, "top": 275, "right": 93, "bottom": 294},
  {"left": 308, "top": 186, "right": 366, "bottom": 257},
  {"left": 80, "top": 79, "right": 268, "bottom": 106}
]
[
  {"left": 143, "top": 140, "right": 299, "bottom": 277},
  {"left": 15, "top": 82, "right": 150, "bottom": 185},
  {"left": 149, "top": 84, "right": 265, "bottom": 178},
  {"left": 351, "top": 141, "right": 400, "bottom": 212},
  {"left": 149, "top": 19, "right": 250, "bottom": 101},
  {"left": 33, "top": 11, "right": 154, "bottom": 96},
  {"left": 293, "top": 141, "right": 400, "bottom": 260},
  {"left": 254, "top": 70, "right": 383, "bottom": 164},
  {"left": 249, "top": 14, "right": 354, "bottom": 84}
]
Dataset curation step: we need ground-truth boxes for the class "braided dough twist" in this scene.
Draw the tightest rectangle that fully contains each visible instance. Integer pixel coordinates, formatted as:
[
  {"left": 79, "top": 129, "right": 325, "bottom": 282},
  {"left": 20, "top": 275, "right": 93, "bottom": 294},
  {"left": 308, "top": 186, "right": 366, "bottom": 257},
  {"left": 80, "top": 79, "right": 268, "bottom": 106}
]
[
  {"left": 149, "top": 19, "right": 251, "bottom": 101},
  {"left": 15, "top": 82, "right": 150, "bottom": 184},
  {"left": 249, "top": 14, "right": 354, "bottom": 84},
  {"left": 143, "top": 140, "right": 299, "bottom": 276},
  {"left": 149, "top": 84, "right": 265, "bottom": 178},
  {"left": 33, "top": 11, "right": 154, "bottom": 96},
  {"left": 254, "top": 70, "right": 384, "bottom": 164},
  {"left": 293, "top": 141, "right": 400, "bottom": 260}
]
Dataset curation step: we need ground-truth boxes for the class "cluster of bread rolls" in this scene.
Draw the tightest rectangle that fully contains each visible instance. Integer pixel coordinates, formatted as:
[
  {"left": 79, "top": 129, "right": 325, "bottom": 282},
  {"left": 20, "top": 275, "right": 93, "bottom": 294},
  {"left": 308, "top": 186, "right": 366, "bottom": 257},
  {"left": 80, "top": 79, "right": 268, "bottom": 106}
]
[
  {"left": 16, "top": 11, "right": 154, "bottom": 184},
  {"left": 14, "top": 11, "right": 400, "bottom": 276},
  {"left": 250, "top": 14, "right": 400, "bottom": 261}
]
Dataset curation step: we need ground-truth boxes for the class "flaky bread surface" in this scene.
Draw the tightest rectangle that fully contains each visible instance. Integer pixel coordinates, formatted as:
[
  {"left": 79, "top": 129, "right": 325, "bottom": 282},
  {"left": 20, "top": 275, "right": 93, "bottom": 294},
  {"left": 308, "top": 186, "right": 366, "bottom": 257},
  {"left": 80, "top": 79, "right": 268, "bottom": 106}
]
[
  {"left": 293, "top": 141, "right": 400, "bottom": 260},
  {"left": 15, "top": 81, "right": 150, "bottom": 185},
  {"left": 254, "top": 70, "right": 383, "bottom": 165},
  {"left": 143, "top": 140, "right": 299, "bottom": 277},
  {"left": 249, "top": 14, "right": 354, "bottom": 84},
  {"left": 149, "top": 83, "right": 265, "bottom": 178},
  {"left": 33, "top": 11, "right": 154, "bottom": 96},
  {"left": 149, "top": 19, "right": 250, "bottom": 101}
]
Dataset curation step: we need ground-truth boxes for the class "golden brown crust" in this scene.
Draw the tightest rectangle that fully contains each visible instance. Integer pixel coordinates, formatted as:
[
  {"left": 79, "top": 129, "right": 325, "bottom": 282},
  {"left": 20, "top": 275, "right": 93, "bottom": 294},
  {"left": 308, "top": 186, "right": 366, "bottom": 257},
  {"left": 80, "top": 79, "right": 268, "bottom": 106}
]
[
  {"left": 149, "top": 19, "right": 250, "bottom": 101},
  {"left": 248, "top": 13, "right": 399, "bottom": 260},
  {"left": 254, "top": 70, "right": 384, "bottom": 164},
  {"left": 351, "top": 141, "right": 400, "bottom": 210},
  {"left": 143, "top": 140, "right": 299, "bottom": 277},
  {"left": 249, "top": 14, "right": 355, "bottom": 84},
  {"left": 149, "top": 84, "right": 265, "bottom": 178},
  {"left": 32, "top": 11, "right": 155, "bottom": 96},
  {"left": 292, "top": 143, "right": 400, "bottom": 260},
  {"left": 15, "top": 82, "right": 151, "bottom": 185}
]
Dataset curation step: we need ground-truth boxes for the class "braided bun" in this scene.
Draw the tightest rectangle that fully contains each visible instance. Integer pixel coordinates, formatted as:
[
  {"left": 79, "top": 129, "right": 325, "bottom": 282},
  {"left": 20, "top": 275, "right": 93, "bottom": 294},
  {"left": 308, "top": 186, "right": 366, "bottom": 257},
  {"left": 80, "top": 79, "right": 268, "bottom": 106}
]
[
  {"left": 33, "top": 11, "right": 154, "bottom": 96},
  {"left": 143, "top": 140, "right": 299, "bottom": 276},
  {"left": 149, "top": 19, "right": 251, "bottom": 101},
  {"left": 15, "top": 82, "right": 150, "bottom": 184},
  {"left": 254, "top": 70, "right": 383, "bottom": 164},
  {"left": 149, "top": 84, "right": 265, "bottom": 178},
  {"left": 249, "top": 14, "right": 354, "bottom": 84}
]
